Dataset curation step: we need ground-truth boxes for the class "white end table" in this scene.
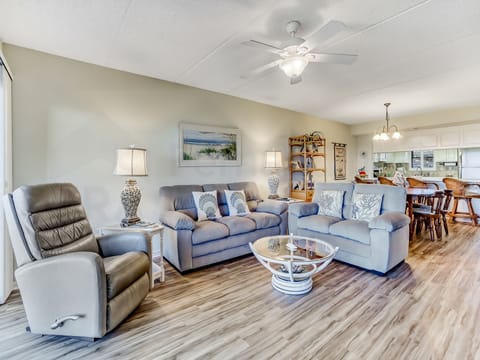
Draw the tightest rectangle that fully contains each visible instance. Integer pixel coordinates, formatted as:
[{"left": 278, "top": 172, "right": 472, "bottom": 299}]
[{"left": 99, "top": 223, "right": 165, "bottom": 289}]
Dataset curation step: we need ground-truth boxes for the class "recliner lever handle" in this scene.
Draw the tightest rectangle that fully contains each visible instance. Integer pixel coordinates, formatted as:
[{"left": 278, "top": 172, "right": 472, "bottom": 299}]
[{"left": 50, "top": 314, "right": 84, "bottom": 329}]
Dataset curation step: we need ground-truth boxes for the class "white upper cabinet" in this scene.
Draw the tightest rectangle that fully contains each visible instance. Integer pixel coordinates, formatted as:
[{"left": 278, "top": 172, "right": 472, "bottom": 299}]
[
  {"left": 461, "top": 125, "right": 480, "bottom": 147},
  {"left": 372, "top": 124, "right": 480, "bottom": 152}
]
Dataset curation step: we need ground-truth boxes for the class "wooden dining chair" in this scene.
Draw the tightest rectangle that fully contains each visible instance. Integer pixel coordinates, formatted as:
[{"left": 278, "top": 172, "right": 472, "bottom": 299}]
[
  {"left": 441, "top": 189, "right": 453, "bottom": 235},
  {"left": 378, "top": 176, "right": 396, "bottom": 186},
  {"left": 412, "top": 191, "right": 445, "bottom": 241},
  {"left": 443, "top": 178, "right": 480, "bottom": 226}
]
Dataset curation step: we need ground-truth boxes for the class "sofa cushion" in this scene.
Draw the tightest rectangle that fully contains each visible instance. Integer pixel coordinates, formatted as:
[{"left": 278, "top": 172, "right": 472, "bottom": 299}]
[
  {"left": 228, "top": 182, "right": 260, "bottom": 211},
  {"left": 203, "top": 183, "right": 229, "bottom": 216},
  {"left": 103, "top": 252, "right": 150, "bottom": 300},
  {"left": 353, "top": 184, "right": 407, "bottom": 213},
  {"left": 216, "top": 216, "right": 256, "bottom": 235},
  {"left": 313, "top": 183, "right": 354, "bottom": 219},
  {"left": 329, "top": 220, "right": 371, "bottom": 245},
  {"left": 246, "top": 212, "right": 281, "bottom": 229},
  {"left": 317, "top": 190, "right": 344, "bottom": 218},
  {"left": 225, "top": 190, "right": 250, "bottom": 216},
  {"left": 298, "top": 215, "right": 342, "bottom": 234},
  {"left": 192, "top": 221, "right": 229, "bottom": 244},
  {"left": 351, "top": 193, "right": 383, "bottom": 222},
  {"left": 192, "top": 190, "right": 222, "bottom": 221},
  {"left": 369, "top": 212, "right": 410, "bottom": 232}
]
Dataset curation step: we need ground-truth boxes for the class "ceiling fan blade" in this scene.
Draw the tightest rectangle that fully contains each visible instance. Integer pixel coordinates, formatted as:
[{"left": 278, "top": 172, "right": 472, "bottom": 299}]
[
  {"left": 307, "top": 52, "right": 358, "bottom": 64},
  {"left": 306, "top": 20, "right": 348, "bottom": 47},
  {"left": 290, "top": 76, "right": 302, "bottom": 85},
  {"left": 241, "top": 59, "right": 282, "bottom": 79},
  {"left": 242, "top": 40, "right": 282, "bottom": 54}
]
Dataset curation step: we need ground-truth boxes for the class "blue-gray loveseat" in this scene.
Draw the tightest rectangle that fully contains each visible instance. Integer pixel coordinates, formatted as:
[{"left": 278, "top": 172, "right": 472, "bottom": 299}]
[
  {"left": 288, "top": 183, "right": 410, "bottom": 274},
  {"left": 159, "top": 182, "right": 288, "bottom": 272}
]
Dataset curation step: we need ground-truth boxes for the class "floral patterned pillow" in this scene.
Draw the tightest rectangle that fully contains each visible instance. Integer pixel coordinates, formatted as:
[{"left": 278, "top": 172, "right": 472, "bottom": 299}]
[
  {"left": 224, "top": 190, "right": 250, "bottom": 216},
  {"left": 317, "top": 190, "right": 344, "bottom": 218},
  {"left": 192, "top": 190, "right": 222, "bottom": 221},
  {"left": 351, "top": 192, "right": 383, "bottom": 222}
]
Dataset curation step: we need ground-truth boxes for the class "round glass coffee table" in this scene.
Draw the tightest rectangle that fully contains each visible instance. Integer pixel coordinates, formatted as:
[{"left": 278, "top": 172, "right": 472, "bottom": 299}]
[{"left": 250, "top": 235, "right": 338, "bottom": 295}]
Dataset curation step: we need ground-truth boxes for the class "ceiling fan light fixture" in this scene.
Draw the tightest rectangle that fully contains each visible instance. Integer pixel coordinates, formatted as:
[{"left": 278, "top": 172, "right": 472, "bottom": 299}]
[{"left": 279, "top": 56, "right": 308, "bottom": 78}]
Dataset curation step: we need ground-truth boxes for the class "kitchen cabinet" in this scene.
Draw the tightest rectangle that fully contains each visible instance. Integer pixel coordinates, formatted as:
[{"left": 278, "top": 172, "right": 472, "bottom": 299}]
[{"left": 411, "top": 150, "right": 435, "bottom": 170}]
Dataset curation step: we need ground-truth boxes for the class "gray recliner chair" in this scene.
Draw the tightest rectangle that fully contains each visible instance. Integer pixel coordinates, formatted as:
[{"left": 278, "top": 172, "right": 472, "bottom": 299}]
[{"left": 3, "top": 183, "right": 151, "bottom": 339}]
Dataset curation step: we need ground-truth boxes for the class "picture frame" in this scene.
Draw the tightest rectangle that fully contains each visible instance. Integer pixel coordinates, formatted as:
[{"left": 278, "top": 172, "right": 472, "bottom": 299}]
[
  {"left": 334, "top": 143, "right": 347, "bottom": 180},
  {"left": 179, "top": 123, "right": 241, "bottom": 167}
]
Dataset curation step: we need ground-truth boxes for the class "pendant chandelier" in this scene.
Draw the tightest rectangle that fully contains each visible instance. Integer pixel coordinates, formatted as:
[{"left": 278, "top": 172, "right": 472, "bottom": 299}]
[{"left": 373, "top": 102, "right": 401, "bottom": 141}]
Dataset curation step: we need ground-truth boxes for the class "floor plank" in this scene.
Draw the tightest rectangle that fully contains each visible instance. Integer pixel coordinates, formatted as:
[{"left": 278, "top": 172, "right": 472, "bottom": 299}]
[{"left": 1, "top": 223, "right": 480, "bottom": 359}]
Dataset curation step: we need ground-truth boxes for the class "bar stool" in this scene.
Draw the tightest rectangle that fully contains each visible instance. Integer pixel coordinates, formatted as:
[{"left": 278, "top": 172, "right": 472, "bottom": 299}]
[
  {"left": 442, "top": 178, "right": 480, "bottom": 226},
  {"left": 378, "top": 176, "right": 396, "bottom": 186}
]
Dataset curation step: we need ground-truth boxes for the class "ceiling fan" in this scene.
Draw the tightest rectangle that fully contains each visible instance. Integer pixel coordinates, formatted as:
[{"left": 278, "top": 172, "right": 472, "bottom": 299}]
[{"left": 243, "top": 20, "right": 358, "bottom": 85}]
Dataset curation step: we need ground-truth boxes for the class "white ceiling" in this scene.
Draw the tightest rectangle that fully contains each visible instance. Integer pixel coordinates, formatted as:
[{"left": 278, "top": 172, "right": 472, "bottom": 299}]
[{"left": 1, "top": 0, "right": 480, "bottom": 124}]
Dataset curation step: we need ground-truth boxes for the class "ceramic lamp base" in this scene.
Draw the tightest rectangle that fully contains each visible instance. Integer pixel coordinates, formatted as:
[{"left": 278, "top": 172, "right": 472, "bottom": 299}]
[
  {"left": 120, "top": 179, "right": 141, "bottom": 226},
  {"left": 267, "top": 171, "right": 280, "bottom": 199}
]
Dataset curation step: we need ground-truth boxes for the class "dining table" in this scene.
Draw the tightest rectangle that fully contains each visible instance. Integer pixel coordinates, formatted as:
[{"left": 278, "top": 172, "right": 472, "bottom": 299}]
[{"left": 406, "top": 187, "right": 437, "bottom": 239}]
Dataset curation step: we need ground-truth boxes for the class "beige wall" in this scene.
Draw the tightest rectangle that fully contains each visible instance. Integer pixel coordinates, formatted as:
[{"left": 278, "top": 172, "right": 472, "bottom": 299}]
[{"left": 4, "top": 44, "right": 355, "bottom": 230}]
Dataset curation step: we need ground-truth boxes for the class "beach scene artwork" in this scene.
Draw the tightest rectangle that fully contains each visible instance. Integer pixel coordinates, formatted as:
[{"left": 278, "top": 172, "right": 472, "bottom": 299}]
[{"left": 180, "top": 124, "right": 241, "bottom": 166}]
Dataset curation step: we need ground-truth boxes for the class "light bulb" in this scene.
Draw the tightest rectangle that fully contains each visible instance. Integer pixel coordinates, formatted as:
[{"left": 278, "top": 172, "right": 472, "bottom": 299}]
[
  {"left": 392, "top": 131, "right": 401, "bottom": 139},
  {"left": 380, "top": 132, "right": 390, "bottom": 141},
  {"left": 279, "top": 57, "right": 308, "bottom": 78}
]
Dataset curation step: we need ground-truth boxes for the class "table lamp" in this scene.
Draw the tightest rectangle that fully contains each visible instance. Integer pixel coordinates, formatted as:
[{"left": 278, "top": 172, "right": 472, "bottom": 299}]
[
  {"left": 114, "top": 145, "right": 148, "bottom": 226},
  {"left": 265, "top": 150, "right": 283, "bottom": 199}
]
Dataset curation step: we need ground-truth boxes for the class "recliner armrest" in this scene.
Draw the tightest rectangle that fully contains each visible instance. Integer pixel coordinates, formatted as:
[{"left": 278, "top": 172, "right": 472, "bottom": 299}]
[
  {"left": 369, "top": 212, "right": 410, "bottom": 232},
  {"left": 15, "top": 252, "right": 107, "bottom": 338},
  {"left": 289, "top": 202, "right": 319, "bottom": 218},
  {"left": 97, "top": 232, "right": 149, "bottom": 257},
  {"left": 160, "top": 211, "right": 195, "bottom": 230},
  {"left": 256, "top": 200, "right": 288, "bottom": 215}
]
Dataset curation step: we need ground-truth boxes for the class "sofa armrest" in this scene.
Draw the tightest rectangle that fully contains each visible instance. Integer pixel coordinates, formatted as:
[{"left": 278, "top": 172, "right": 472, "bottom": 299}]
[
  {"left": 369, "top": 212, "right": 410, "bottom": 232},
  {"left": 160, "top": 211, "right": 195, "bottom": 230},
  {"left": 256, "top": 200, "right": 288, "bottom": 215},
  {"left": 97, "top": 232, "right": 149, "bottom": 257},
  {"left": 289, "top": 202, "right": 319, "bottom": 218},
  {"left": 15, "top": 252, "right": 107, "bottom": 338}
]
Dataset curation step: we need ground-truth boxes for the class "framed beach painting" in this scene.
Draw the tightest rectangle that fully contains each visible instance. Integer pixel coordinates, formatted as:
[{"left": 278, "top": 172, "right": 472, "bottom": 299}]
[{"left": 179, "top": 123, "right": 242, "bottom": 166}]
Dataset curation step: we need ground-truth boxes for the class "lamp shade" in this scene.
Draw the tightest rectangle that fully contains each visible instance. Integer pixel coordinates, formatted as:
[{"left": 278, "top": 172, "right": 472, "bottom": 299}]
[
  {"left": 265, "top": 151, "right": 283, "bottom": 168},
  {"left": 114, "top": 147, "right": 148, "bottom": 176},
  {"left": 279, "top": 57, "right": 308, "bottom": 78}
]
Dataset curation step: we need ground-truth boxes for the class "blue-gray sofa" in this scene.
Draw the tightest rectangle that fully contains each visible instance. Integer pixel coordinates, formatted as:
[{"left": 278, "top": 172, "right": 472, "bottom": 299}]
[
  {"left": 159, "top": 182, "right": 288, "bottom": 272},
  {"left": 288, "top": 183, "right": 410, "bottom": 274}
]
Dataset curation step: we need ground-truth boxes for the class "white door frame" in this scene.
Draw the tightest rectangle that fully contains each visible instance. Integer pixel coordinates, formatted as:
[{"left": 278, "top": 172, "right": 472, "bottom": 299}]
[{"left": 0, "top": 46, "right": 13, "bottom": 304}]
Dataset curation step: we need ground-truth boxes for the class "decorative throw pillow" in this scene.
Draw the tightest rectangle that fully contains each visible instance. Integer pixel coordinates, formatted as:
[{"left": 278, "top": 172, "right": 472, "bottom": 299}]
[
  {"left": 224, "top": 190, "right": 250, "bottom": 216},
  {"left": 317, "top": 190, "right": 344, "bottom": 218},
  {"left": 192, "top": 190, "right": 222, "bottom": 221},
  {"left": 351, "top": 192, "right": 383, "bottom": 222}
]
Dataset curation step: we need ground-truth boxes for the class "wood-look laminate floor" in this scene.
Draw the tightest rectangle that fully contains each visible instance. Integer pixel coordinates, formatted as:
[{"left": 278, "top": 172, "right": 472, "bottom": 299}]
[{"left": 1, "top": 223, "right": 480, "bottom": 360}]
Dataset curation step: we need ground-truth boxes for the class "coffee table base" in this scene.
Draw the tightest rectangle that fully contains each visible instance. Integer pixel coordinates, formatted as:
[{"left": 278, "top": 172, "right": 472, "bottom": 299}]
[{"left": 272, "top": 275, "right": 313, "bottom": 295}]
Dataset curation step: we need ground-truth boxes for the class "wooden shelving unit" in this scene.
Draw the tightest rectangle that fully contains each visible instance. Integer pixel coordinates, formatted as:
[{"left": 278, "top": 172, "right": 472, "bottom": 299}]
[{"left": 289, "top": 134, "right": 326, "bottom": 202}]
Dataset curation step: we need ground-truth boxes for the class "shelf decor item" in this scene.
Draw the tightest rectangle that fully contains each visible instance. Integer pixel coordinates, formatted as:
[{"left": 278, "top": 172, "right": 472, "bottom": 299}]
[
  {"left": 289, "top": 133, "right": 326, "bottom": 201},
  {"left": 265, "top": 150, "right": 283, "bottom": 199},
  {"left": 113, "top": 145, "right": 148, "bottom": 226}
]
